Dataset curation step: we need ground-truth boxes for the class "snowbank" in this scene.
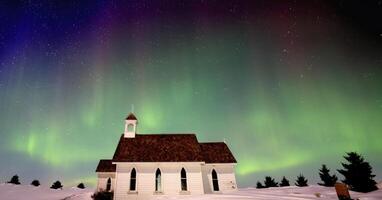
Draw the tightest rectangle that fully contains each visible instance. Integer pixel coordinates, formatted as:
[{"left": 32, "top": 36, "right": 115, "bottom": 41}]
[
  {"left": 0, "top": 184, "right": 381, "bottom": 200},
  {"left": 0, "top": 183, "right": 93, "bottom": 200}
]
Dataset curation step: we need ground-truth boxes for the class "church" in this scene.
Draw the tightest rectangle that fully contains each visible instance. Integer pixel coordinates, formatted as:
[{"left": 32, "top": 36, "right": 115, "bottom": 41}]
[{"left": 96, "top": 113, "right": 237, "bottom": 199}]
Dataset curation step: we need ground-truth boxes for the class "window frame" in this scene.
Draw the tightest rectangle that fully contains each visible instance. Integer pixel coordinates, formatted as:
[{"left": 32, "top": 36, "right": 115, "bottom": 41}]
[
  {"left": 180, "top": 168, "right": 187, "bottom": 191},
  {"left": 155, "top": 168, "right": 161, "bottom": 192},
  {"left": 106, "top": 177, "right": 112, "bottom": 191},
  {"left": 212, "top": 169, "right": 219, "bottom": 191},
  {"left": 129, "top": 168, "right": 137, "bottom": 191}
]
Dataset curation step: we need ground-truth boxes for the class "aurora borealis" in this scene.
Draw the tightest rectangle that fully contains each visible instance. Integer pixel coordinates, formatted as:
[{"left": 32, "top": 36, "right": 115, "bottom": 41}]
[{"left": 0, "top": 0, "right": 382, "bottom": 187}]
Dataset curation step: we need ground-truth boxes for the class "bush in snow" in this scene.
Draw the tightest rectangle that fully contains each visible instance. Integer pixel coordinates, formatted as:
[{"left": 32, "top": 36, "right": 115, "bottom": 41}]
[
  {"left": 279, "top": 176, "right": 290, "bottom": 187},
  {"left": 318, "top": 164, "right": 337, "bottom": 187},
  {"left": 31, "top": 180, "right": 40, "bottom": 187},
  {"left": 337, "top": 152, "right": 378, "bottom": 192},
  {"left": 8, "top": 175, "right": 20, "bottom": 185},
  {"left": 256, "top": 181, "right": 265, "bottom": 189},
  {"left": 77, "top": 183, "right": 85, "bottom": 189},
  {"left": 264, "top": 176, "right": 278, "bottom": 187},
  {"left": 92, "top": 191, "right": 113, "bottom": 200},
  {"left": 50, "top": 181, "right": 63, "bottom": 189},
  {"left": 295, "top": 174, "right": 308, "bottom": 187}
]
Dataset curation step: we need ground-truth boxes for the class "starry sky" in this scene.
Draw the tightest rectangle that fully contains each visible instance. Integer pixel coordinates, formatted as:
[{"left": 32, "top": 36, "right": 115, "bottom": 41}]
[{"left": 0, "top": 0, "right": 382, "bottom": 187}]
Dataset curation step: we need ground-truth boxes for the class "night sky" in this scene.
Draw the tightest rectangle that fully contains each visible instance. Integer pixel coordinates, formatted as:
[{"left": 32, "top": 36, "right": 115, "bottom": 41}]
[{"left": 0, "top": 0, "right": 382, "bottom": 187}]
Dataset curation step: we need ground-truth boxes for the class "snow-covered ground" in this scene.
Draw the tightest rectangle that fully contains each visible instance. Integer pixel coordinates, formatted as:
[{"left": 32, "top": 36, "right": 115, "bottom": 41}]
[
  {"left": 0, "top": 183, "right": 381, "bottom": 200},
  {"left": 0, "top": 184, "right": 92, "bottom": 200}
]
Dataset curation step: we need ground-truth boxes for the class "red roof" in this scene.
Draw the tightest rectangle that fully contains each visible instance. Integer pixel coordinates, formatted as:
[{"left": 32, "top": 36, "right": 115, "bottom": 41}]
[
  {"left": 113, "top": 134, "right": 204, "bottom": 162},
  {"left": 96, "top": 159, "right": 116, "bottom": 172},
  {"left": 199, "top": 143, "right": 237, "bottom": 163},
  {"left": 96, "top": 134, "right": 237, "bottom": 172},
  {"left": 125, "top": 113, "right": 137, "bottom": 120}
]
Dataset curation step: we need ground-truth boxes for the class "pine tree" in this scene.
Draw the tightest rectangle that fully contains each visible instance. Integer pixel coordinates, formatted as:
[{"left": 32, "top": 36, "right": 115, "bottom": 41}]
[
  {"left": 50, "top": 181, "right": 63, "bottom": 189},
  {"left": 256, "top": 181, "right": 265, "bottom": 189},
  {"left": 279, "top": 176, "right": 290, "bottom": 187},
  {"left": 337, "top": 152, "right": 378, "bottom": 192},
  {"left": 77, "top": 183, "right": 85, "bottom": 189},
  {"left": 295, "top": 174, "right": 308, "bottom": 187},
  {"left": 92, "top": 191, "right": 114, "bottom": 200},
  {"left": 8, "top": 175, "right": 20, "bottom": 185},
  {"left": 318, "top": 164, "right": 338, "bottom": 187},
  {"left": 264, "top": 176, "right": 278, "bottom": 187},
  {"left": 31, "top": 180, "right": 40, "bottom": 187}
]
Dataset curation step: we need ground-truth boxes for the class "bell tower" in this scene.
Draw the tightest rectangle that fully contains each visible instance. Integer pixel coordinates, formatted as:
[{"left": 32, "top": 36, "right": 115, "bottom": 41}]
[{"left": 124, "top": 113, "right": 137, "bottom": 138}]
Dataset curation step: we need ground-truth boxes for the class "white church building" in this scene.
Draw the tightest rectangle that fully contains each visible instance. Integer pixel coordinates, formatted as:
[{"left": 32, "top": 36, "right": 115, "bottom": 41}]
[{"left": 96, "top": 113, "right": 237, "bottom": 199}]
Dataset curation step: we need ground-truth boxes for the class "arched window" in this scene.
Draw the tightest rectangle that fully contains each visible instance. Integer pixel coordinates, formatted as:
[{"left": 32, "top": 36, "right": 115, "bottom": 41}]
[
  {"left": 155, "top": 168, "right": 161, "bottom": 192},
  {"left": 127, "top": 124, "right": 134, "bottom": 132},
  {"left": 130, "top": 168, "right": 137, "bottom": 191},
  {"left": 212, "top": 169, "right": 219, "bottom": 191},
  {"left": 181, "top": 168, "right": 187, "bottom": 191},
  {"left": 106, "top": 177, "right": 111, "bottom": 191}
]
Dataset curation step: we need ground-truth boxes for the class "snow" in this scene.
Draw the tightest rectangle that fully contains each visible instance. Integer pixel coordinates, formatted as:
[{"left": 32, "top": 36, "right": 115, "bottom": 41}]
[
  {"left": 0, "top": 184, "right": 93, "bottom": 200},
  {"left": 1, "top": 183, "right": 382, "bottom": 200},
  {"left": 378, "top": 182, "right": 382, "bottom": 189}
]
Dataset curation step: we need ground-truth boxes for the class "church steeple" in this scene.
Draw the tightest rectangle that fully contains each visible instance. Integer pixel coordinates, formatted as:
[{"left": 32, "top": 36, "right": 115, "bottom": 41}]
[{"left": 124, "top": 113, "right": 137, "bottom": 138}]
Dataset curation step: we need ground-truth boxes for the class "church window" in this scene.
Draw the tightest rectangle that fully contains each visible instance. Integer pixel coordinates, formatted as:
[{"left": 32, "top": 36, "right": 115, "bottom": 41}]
[
  {"left": 212, "top": 169, "right": 219, "bottom": 191},
  {"left": 127, "top": 124, "right": 134, "bottom": 132},
  {"left": 155, "top": 168, "right": 161, "bottom": 192},
  {"left": 181, "top": 168, "right": 187, "bottom": 191},
  {"left": 130, "top": 168, "right": 136, "bottom": 191},
  {"left": 106, "top": 177, "right": 111, "bottom": 191}
]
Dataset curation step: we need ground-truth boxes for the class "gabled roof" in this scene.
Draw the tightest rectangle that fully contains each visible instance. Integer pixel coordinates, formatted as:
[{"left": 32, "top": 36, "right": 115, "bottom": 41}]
[
  {"left": 96, "top": 159, "right": 116, "bottom": 172},
  {"left": 199, "top": 142, "right": 237, "bottom": 163},
  {"left": 96, "top": 133, "right": 237, "bottom": 172},
  {"left": 125, "top": 113, "right": 137, "bottom": 120},
  {"left": 112, "top": 134, "right": 204, "bottom": 162}
]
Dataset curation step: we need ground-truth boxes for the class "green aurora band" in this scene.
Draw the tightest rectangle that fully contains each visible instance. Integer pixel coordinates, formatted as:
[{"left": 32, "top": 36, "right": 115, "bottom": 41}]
[{"left": 0, "top": 1, "right": 381, "bottom": 187}]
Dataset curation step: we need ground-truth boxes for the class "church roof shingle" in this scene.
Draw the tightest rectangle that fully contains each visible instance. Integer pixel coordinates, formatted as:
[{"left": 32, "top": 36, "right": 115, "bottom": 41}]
[
  {"left": 96, "top": 134, "right": 236, "bottom": 172},
  {"left": 96, "top": 159, "right": 116, "bottom": 172},
  {"left": 112, "top": 134, "right": 205, "bottom": 162},
  {"left": 199, "top": 142, "right": 237, "bottom": 163}
]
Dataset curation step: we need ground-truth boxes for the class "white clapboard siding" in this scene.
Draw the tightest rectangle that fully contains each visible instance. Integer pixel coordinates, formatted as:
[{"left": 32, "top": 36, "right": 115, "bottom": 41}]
[
  {"left": 96, "top": 173, "right": 115, "bottom": 192},
  {"left": 202, "top": 163, "right": 237, "bottom": 193},
  {"left": 114, "top": 172, "right": 130, "bottom": 200},
  {"left": 112, "top": 162, "right": 205, "bottom": 199}
]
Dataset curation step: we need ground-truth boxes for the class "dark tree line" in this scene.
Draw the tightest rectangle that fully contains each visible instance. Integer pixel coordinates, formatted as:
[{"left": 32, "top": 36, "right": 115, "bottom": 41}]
[
  {"left": 255, "top": 152, "right": 378, "bottom": 193},
  {"left": 5, "top": 175, "right": 85, "bottom": 189},
  {"left": 256, "top": 175, "right": 306, "bottom": 188}
]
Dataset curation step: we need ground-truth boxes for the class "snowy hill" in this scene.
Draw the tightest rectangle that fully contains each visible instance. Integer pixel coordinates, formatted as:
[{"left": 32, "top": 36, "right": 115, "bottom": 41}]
[
  {"left": 0, "top": 184, "right": 93, "bottom": 200},
  {"left": 0, "top": 183, "right": 381, "bottom": 200}
]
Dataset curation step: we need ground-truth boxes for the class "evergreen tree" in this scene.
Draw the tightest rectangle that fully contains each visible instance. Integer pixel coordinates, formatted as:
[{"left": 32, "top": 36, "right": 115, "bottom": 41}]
[
  {"left": 256, "top": 181, "right": 265, "bottom": 189},
  {"left": 77, "top": 183, "right": 85, "bottom": 189},
  {"left": 8, "top": 175, "right": 20, "bottom": 185},
  {"left": 31, "top": 180, "right": 40, "bottom": 187},
  {"left": 337, "top": 152, "right": 378, "bottom": 192},
  {"left": 264, "top": 176, "right": 278, "bottom": 187},
  {"left": 92, "top": 191, "right": 113, "bottom": 200},
  {"left": 318, "top": 164, "right": 337, "bottom": 187},
  {"left": 279, "top": 176, "right": 290, "bottom": 187},
  {"left": 295, "top": 174, "right": 308, "bottom": 187},
  {"left": 50, "top": 181, "right": 63, "bottom": 189}
]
